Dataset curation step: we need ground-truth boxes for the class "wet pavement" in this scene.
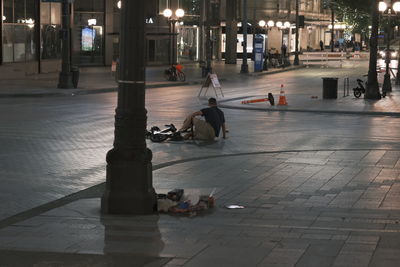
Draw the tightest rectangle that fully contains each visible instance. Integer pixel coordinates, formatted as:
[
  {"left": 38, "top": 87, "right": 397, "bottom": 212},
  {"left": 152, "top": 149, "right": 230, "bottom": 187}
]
[{"left": 1, "top": 59, "right": 400, "bottom": 266}]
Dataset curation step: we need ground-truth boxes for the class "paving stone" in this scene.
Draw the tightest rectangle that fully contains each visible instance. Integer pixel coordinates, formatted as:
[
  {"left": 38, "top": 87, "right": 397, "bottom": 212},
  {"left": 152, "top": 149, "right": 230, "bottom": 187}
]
[
  {"left": 259, "top": 248, "right": 306, "bottom": 266},
  {"left": 184, "top": 246, "right": 269, "bottom": 267}
]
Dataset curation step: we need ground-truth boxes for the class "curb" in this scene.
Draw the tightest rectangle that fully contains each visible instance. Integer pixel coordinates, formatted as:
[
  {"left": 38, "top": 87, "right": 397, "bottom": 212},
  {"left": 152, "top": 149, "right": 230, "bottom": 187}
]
[
  {"left": 247, "top": 65, "right": 306, "bottom": 76},
  {"left": 218, "top": 97, "right": 400, "bottom": 117}
]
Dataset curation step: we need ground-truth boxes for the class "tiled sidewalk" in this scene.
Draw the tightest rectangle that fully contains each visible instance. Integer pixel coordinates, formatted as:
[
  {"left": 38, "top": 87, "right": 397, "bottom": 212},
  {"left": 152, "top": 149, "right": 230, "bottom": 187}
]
[{"left": 1, "top": 150, "right": 400, "bottom": 266}]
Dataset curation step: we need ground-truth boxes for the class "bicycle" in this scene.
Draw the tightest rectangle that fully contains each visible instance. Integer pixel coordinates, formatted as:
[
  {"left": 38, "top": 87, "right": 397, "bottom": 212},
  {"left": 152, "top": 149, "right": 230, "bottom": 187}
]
[
  {"left": 164, "top": 64, "right": 186, "bottom": 82},
  {"left": 353, "top": 75, "right": 368, "bottom": 98},
  {"left": 146, "top": 124, "right": 183, "bottom": 143}
]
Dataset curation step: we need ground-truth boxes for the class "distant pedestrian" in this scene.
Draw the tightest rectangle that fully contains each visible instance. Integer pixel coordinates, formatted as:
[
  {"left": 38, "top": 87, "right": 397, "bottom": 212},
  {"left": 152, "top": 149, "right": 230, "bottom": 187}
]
[{"left": 320, "top": 40, "right": 324, "bottom": 51}]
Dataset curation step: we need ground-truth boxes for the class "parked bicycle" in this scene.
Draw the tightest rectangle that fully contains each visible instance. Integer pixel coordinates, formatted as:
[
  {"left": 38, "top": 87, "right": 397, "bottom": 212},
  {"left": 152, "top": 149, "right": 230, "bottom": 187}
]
[
  {"left": 164, "top": 64, "right": 186, "bottom": 82},
  {"left": 353, "top": 75, "right": 368, "bottom": 98}
]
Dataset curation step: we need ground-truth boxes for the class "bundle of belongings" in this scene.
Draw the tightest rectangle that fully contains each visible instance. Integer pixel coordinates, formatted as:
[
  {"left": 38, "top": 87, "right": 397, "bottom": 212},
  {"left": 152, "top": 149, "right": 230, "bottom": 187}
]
[{"left": 157, "top": 189, "right": 215, "bottom": 215}]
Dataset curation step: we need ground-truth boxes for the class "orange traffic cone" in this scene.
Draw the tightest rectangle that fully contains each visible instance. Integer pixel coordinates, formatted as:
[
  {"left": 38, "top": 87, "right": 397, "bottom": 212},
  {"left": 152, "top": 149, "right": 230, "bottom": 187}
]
[{"left": 278, "top": 84, "right": 288, "bottom": 106}]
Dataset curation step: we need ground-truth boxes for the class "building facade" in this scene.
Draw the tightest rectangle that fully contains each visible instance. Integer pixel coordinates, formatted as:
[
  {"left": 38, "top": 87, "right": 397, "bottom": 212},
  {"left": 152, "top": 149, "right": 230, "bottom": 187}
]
[
  {"left": 0, "top": 0, "right": 334, "bottom": 77},
  {"left": 221, "top": 0, "right": 333, "bottom": 63},
  {"left": 0, "top": 0, "right": 194, "bottom": 77}
]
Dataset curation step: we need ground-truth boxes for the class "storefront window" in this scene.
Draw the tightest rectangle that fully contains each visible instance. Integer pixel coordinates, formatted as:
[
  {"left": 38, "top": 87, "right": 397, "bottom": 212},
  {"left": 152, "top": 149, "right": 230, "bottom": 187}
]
[
  {"left": 2, "top": 25, "right": 13, "bottom": 63},
  {"left": 72, "top": 0, "right": 105, "bottom": 65},
  {"left": 41, "top": 24, "right": 61, "bottom": 59},
  {"left": 2, "top": 0, "right": 36, "bottom": 63},
  {"left": 41, "top": 2, "right": 61, "bottom": 60},
  {"left": 178, "top": 26, "right": 198, "bottom": 61}
]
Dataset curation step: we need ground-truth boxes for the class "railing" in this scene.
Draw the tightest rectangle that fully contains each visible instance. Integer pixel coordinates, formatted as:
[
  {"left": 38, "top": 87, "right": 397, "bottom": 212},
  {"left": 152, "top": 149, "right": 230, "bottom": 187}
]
[
  {"left": 300, "top": 51, "right": 370, "bottom": 68},
  {"left": 301, "top": 52, "right": 345, "bottom": 68}
]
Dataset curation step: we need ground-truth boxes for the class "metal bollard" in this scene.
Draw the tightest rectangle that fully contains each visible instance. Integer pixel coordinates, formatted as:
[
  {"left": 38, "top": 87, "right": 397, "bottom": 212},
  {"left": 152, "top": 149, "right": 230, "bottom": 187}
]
[{"left": 343, "top": 77, "right": 350, "bottom": 97}]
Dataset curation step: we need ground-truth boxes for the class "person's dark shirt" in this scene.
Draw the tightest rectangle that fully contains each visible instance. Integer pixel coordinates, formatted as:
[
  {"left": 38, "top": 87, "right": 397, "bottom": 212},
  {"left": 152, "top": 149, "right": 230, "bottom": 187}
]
[{"left": 201, "top": 106, "right": 225, "bottom": 137}]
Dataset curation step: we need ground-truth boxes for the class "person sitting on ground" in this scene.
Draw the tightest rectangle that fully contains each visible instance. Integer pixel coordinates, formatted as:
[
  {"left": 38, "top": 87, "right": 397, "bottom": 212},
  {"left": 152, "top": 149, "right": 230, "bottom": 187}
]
[{"left": 179, "top": 97, "right": 226, "bottom": 140}]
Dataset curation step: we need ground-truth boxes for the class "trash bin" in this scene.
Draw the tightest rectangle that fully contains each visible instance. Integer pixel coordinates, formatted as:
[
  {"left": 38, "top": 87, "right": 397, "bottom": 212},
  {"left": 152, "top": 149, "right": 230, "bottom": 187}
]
[
  {"left": 322, "top": 77, "right": 338, "bottom": 99},
  {"left": 71, "top": 66, "right": 80, "bottom": 89}
]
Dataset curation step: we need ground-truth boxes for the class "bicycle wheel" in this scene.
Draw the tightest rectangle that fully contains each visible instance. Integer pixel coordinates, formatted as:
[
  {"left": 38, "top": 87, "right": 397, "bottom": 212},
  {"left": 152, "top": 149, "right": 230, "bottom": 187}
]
[
  {"left": 178, "top": 72, "right": 186, "bottom": 82},
  {"left": 353, "top": 90, "right": 361, "bottom": 98},
  {"left": 164, "top": 70, "right": 171, "bottom": 81}
]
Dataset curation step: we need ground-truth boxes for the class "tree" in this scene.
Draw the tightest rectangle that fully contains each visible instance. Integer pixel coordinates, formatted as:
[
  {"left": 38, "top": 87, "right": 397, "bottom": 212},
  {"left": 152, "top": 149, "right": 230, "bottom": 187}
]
[
  {"left": 334, "top": 0, "right": 370, "bottom": 34},
  {"left": 365, "top": 0, "right": 381, "bottom": 99},
  {"left": 334, "top": 0, "right": 381, "bottom": 99}
]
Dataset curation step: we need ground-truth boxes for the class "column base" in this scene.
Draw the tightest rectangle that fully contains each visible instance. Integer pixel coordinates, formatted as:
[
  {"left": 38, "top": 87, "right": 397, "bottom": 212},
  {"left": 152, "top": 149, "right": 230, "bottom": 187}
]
[
  {"left": 365, "top": 82, "right": 382, "bottom": 100},
  {"left": 382, "top": 74, "right": 392, "bottom": 93},
  {"left": 101, "top": 149, "right": 157, "bottom": 215},
  {"left": 293, "top": 55, "right": 300, "bottom": 66},
  {"left": 58, "top": 71, "right": 73, "bottom": 89},
  {"left": 240, "top": 64, "right": 248, "bottom": 73}
]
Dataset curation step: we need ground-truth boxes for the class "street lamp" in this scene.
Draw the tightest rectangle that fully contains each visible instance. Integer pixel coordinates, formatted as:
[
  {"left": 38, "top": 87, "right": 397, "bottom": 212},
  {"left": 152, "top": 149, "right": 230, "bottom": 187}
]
[
  {"left": 101, "top": 1, "right": 157, "bottom": 214},
  {"left": 378, "top": 1, "right": 400, "bottom": 93},
  {"left": 58, "top": 0, "right": 73, "bottom": 89},
  {"left": 240, "top": 0, "right": 249, "bottom": 73},
  {"left": 294, "top": 0, "right": 300, "bottom": 65},
  {"left": 163, "top": 8, "right": 185, "bottom": 65}
]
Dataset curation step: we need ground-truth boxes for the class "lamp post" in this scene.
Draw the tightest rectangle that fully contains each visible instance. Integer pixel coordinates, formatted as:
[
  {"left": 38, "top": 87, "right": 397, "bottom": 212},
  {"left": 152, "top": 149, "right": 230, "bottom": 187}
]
[
  {"left": 58, "top": 0, "right": 73, "bottom": 89},
  {"left": 379, "top": 1, "right": 400, "bottom": 94},
  {"left": 163, "top": 8, "right": 185, "bottom": 65},
  {"left": 101, "top": 0, "right": 156, "bottom": 214},
  {"left": 294, "top": 0, "right": 300, "bottom": 65},
  {"left": 240, "top": 0, "right": 249, "bottom": 73}
]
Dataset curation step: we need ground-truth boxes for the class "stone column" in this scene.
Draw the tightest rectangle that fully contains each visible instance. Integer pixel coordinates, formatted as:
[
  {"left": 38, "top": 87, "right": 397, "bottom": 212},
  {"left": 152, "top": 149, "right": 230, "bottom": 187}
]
[
  {"left": 199, "top": 0, "right": 206, "bottom": 63},
  {"left": 225, "top": 0, "right": 237, "bottom": 64}
]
